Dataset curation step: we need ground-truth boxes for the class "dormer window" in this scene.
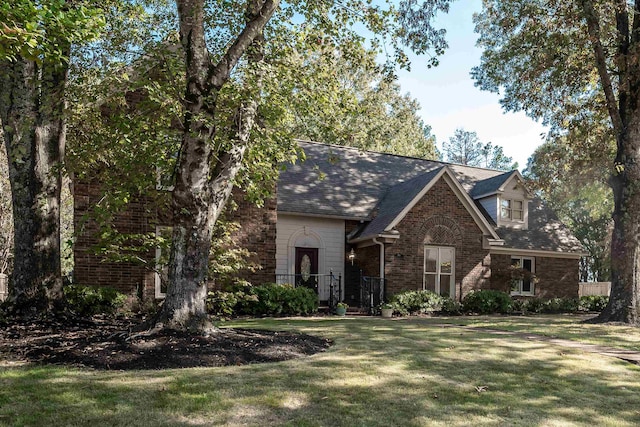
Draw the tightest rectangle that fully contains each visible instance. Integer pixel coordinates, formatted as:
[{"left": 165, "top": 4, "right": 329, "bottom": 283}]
[{"left": 501, "top": 199, "right": 524, "bottom": 221}]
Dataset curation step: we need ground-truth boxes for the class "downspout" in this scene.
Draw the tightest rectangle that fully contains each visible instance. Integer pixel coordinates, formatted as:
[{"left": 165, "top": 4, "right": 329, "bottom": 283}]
[{"left": 373, "top": 237, "right": 385, "bottom": 301}]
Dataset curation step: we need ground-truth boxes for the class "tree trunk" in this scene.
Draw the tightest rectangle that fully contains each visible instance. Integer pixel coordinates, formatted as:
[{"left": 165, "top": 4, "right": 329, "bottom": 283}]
[
  {"left": 0, "top": 55, "right": 66, "bottom": 316},
  {"left": 598, "top": 125, "right": 640, "bottom": 323},
  {"left": 579, "top": 0, "right": 640, "bottom": 324},
  {"left": 148, "top": 0, "right": 275, "bottom": 331}
]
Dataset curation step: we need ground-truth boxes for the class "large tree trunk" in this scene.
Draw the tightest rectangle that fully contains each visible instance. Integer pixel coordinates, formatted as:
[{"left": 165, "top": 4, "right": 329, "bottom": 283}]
[
  {"left": 598, "top": 125, "right": 640, "bottom": 323},
  {"left": 580, "top": 0, "right": 640, "bottom": 324},
  {"left": 149, "top": 0, "right": 276, "bottom": 331},
  {"left": 0, "top": 55, "right": 66, "bottom": 315}
]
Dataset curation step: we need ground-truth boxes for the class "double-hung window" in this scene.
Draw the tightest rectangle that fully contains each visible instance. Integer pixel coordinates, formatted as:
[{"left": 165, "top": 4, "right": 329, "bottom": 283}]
[
  {"left": 501, "top": 199, "right": 524, "bottom": 221},
  {"left": 424, "top": 246, "right": 455, "bottom": 297}
]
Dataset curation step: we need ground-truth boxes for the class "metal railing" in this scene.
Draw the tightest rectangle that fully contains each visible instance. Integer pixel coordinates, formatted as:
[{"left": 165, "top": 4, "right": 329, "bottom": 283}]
[
  {"left": 360, "top": 276, "right": 385, "bottom": 314},
  {"left": 275, "top": 272, "right": 342, "bottom": 309}
]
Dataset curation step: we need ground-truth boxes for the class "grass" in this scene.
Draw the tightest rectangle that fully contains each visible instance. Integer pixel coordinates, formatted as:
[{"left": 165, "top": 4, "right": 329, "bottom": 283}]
[
  {"left": 421, "top": 314, "right": 640, "bottom": 351},
  {"left": 1, "top": 315, "right": 640, "bottom": 426}
]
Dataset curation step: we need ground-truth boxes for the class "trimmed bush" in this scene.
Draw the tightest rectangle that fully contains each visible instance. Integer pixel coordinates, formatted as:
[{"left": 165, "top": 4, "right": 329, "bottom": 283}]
[
  {"left": 441, "top": 297, "right": 463, "bottom": 315},
  {"left": 208, "top": 283, "right": 318, "bottom": 317},
  {"left": 390, "top": 290, "right": 444, "bottom": 315},
  {"left": 522, "top": 297, "right": 545, "bottom": 313},
  {"left": 462, "top": 290, "right": 513, "bottom": 314},
  {"left": 65, "top": 284, "right": 126, "bottom": 317},
  {"left": 541, "top": 297, "right": 579, "bottom": 313},
  {"left": 579, "top": 295, "right": 609, "bottom": 312}
]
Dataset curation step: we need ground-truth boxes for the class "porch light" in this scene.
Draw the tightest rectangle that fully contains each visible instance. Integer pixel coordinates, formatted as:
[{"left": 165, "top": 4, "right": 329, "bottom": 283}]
[{"left": 348, "top": 248, "right": 356, "bottom": 265}]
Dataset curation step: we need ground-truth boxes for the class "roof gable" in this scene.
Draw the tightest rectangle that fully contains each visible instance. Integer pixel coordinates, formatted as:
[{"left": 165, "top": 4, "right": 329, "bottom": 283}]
[
  {"left": 471, "top": 170, "right": 533, "bottom": 200},
  {"left": 353, "top": 167, "right": 500, "bottom": 242},
  {"left": 500, "top": 171, "right": 534, "bottom": 199},
  {"left": 470, "top": 172, "right": 513, "bottom": 199}
]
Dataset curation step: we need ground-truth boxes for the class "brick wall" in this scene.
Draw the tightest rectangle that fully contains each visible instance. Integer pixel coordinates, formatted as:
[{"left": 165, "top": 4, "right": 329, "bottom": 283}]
[
  {"left": 352, "top": 245, "right": 380, "bottom": 278},
  {"left": 383, "top": 177, "right": 490, "bottom": 300},
  {"left": 490, "top": 253, "right": 579, "bottom": 298},
  {"left": 225, "top": 189, "right": 277, "bottom": 287},
  {"left": 534, "top": 256, "right": 579, "bottom": 298},
  {"left": 73, "top": 180, "right": 157, "bottom": 299},
  {"left": 488, "top": 254, "right": 511, "bottom": 293},
  {"left": 73, "top": 182, "right": 277, "bottom": 300}
]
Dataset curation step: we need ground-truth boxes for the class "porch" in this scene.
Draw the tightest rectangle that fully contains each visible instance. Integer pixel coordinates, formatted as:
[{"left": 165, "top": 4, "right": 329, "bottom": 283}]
[
  {"left": 275, "top": 272, "right": 385, "bottom": 313},
  {"left": 275, "top": 272, "right": 342, "bottom": 310}
]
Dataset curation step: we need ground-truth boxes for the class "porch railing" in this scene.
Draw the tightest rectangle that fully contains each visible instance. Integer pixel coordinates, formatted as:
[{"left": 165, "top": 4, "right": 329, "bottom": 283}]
[
  {"left": 275, "top": 272, "right": 342, "bottom": 309},
  {"left": 360, "top": 276, "right": 385, "bottom": 314}
]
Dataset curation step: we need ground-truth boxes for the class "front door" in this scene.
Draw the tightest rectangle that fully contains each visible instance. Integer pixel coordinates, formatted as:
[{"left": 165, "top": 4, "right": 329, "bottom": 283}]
[{"left": 295, "top": 247, "right": 318, "bottom": 291}]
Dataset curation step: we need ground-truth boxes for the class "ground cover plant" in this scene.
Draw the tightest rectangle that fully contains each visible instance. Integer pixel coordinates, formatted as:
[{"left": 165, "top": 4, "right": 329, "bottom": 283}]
[{"left": 1, "top": 315, "right": 640, "bottom": 426}]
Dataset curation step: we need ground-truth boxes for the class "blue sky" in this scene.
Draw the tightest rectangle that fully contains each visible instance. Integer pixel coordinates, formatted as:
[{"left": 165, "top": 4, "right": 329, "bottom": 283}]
[{"left": 395, "top": 0, "right": 547, "bottom": 169}]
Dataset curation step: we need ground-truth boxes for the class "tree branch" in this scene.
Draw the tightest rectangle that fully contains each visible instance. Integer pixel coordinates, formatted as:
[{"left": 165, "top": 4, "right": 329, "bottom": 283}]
[
  {"left": 580, "top": 0, "right": 624, "bottom": 136},
  {"left": 208, "top": 0, "right": 279, "bottom": 90}
]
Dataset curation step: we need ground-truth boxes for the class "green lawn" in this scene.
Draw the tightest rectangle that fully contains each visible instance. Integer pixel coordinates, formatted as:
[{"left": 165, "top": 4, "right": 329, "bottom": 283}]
[
  {"left": 2, "top": 315, "right": 640, "bottom": 426},
  {"left": 420, "top": 314, "right": 640, "bottom": 351}
]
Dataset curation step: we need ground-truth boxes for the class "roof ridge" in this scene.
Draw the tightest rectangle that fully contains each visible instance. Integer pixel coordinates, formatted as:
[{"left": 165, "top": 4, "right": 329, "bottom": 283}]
[{"left": 293, "top": 139, "right": 514, "bottom": 173}]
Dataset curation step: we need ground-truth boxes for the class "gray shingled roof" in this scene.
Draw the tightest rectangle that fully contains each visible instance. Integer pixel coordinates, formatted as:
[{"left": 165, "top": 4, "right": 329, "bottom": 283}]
[
  {"left": 278, "top": 141, "right": 584, "bottom": 254},
  {"left": 496, "top": 199, "right": 584, "bottom": 253},
  {"left": 356, "top": 168, "right": 444, "bottom": 239},
  {"left": 469, "top": 172, "right": 514, "bottom": 198},
  {"left": 278, "top": 141, "right": 502, "bottom": 218}
]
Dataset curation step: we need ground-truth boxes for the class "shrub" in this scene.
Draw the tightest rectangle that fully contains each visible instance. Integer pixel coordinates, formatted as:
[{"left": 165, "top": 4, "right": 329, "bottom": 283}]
[
  {"left": 541, "top": 297, "right": 562, "bottom": 313},
  {"left": 541, "top": 297, "right": 579, "bottom": 313},
  {"left": 579, "top": 295, "right": 609, "bottom": 312},
  {"left": 511, "top": 299, "right": 525, "bottom": 313},
  {"left": 206, "top": 290, "right": 257, "bottom": 318},
  {"left": 441, "top": 297, "right": 462, "bottom": 315},
  {"left": 236, "top": 283, "right": 318, "bottom": 317},
  {"left": 512, "top": 297, "right": 581, "bottom": 314},
  {"left": 65, "top": 284, "right": 126, "bottom": 317},
  {"left": 521, "top": 297, "right": 545, "bottom": 313},
  {"left": 462, "top": 290, "right": 512, "bottom": 314},
  {"left": 390, "top": 290, "right": 444, "bottom": 315}
]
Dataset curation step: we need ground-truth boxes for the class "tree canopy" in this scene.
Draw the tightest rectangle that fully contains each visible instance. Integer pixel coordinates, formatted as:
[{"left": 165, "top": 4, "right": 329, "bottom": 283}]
[
  {"left": 442, "top": 127, "right": 516, "bottom": 170},
  {"left": 289, "top": 47, "right": 438, "bottom": 159},
  {"left": 525, "top": 135, "right": 614, "bottom": 282},
  {"left": 473, "top": 0, "right": 640, "bottom": 323},
  {"left": 59, "top": 0, "right": 454, "bottom": 330}
]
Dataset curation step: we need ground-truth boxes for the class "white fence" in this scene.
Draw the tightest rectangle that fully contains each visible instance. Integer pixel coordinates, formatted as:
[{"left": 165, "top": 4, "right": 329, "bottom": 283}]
[
  {"left": 579, "top": 282, "right": 611, "bottom": 297},
  {"left": 0, "top": 273, "right": 6, "bottom": 301}
]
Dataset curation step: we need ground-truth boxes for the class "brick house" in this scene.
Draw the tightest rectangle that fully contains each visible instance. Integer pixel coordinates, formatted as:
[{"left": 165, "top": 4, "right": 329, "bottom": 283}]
[{"left": 74, "top": 140, "right": 585, "bottom": 305}]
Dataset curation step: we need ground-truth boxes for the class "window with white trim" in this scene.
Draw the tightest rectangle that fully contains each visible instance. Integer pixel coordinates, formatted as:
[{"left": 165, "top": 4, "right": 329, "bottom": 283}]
[
  {"left": 501, "top": 199, "right": 524, "bottom": 221},
  {"left": 154, "top": 226, "right": 173, "bottom": 299},
  {"left": 424, "top": 246, "right": 455, "bottom": 298},
  {"left": 510, "top": 256, "right": 534, "bottom": 296}
]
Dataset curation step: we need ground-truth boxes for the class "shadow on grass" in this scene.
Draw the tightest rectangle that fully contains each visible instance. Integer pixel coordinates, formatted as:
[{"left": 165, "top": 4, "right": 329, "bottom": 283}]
[{"left": 1, "top": 317, "right": 640, "bottom": 426}]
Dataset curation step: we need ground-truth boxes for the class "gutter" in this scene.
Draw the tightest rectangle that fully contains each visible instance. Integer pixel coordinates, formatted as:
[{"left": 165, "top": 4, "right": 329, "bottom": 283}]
[
  {"left": 372, "top": 237, "right": 385, "bottom": 302},
  {"left": 348, "top": 231, "right": 400, "bottom": 245}
]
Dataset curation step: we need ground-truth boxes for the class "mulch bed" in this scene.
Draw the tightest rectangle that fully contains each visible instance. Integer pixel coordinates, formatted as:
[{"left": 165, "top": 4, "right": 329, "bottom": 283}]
[{"left": 0, "top": 316, "right": 332, "bottom": 370}]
